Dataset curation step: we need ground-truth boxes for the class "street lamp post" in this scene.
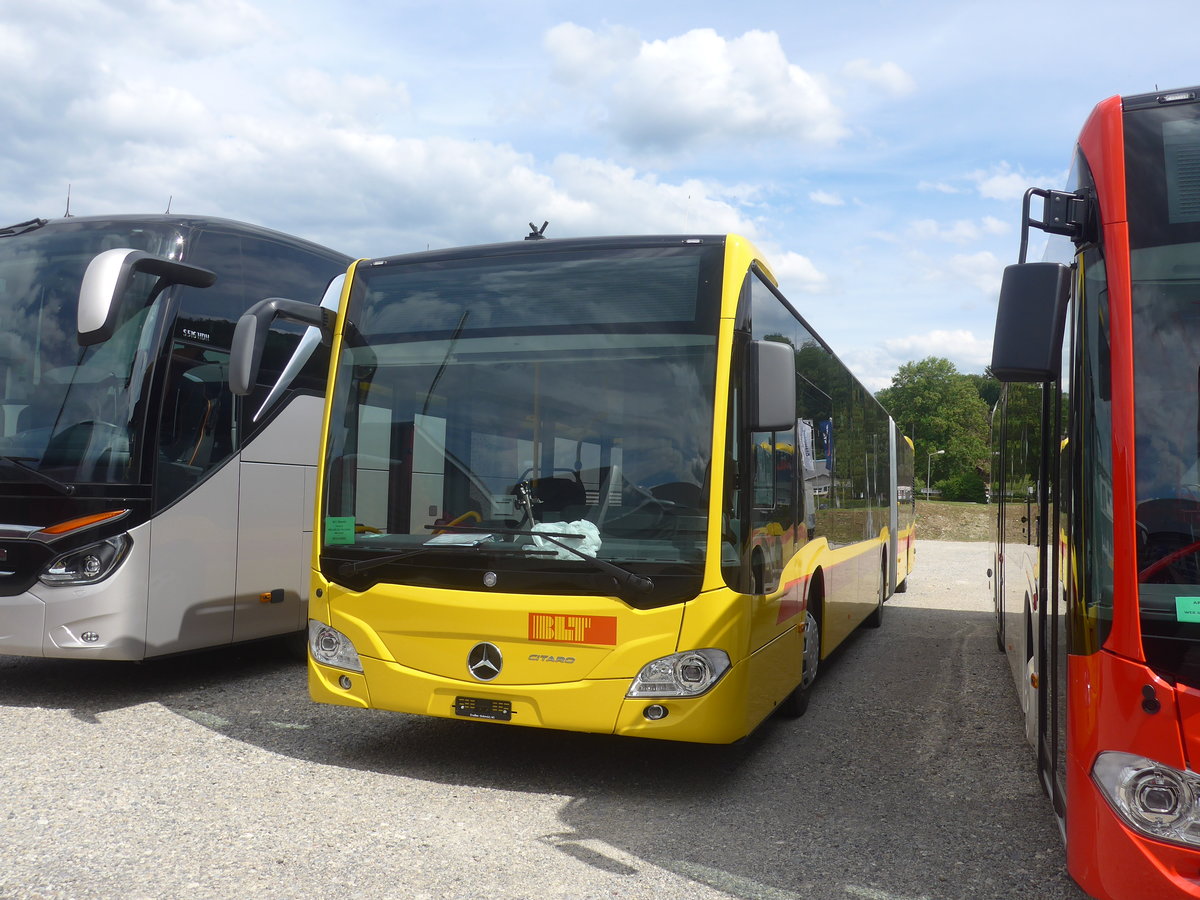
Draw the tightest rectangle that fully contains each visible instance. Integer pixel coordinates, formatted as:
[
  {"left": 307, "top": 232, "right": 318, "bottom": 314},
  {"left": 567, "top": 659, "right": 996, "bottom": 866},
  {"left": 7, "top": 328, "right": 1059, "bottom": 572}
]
[{"left": 926, "top": 449, "right": 945, "bottom": 499}]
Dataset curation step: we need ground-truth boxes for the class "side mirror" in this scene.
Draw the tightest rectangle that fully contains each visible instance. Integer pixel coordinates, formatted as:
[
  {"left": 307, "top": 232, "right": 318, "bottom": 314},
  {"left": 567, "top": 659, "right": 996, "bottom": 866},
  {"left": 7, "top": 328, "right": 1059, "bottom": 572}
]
[
  {"left": 747, "top": 339, "right": 796, "bottom": 432},
  {"left": 242, "top": 274, "right": 345, "bottom": 420},
  {"left": 78, "top": 248, "right": 216, "bottom": 346},
  {"left": 990, "top": 262, "right": 1071, "bottom": 382},
  {"left": 229, "top": 293, "right": 338, "bottom": 397}
]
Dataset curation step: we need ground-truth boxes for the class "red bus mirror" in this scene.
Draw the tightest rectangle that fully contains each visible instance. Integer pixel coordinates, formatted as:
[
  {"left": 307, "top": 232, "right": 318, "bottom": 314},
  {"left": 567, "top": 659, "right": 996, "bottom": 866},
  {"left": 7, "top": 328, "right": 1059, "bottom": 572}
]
[{"left": 990, "top": 262, "right": 1071, "bottom": 382}]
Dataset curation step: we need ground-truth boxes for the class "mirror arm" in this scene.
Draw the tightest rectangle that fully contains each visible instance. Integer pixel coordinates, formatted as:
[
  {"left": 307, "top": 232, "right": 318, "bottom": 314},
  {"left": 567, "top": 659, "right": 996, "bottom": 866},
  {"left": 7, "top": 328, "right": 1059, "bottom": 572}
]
[{"left": 229, "top": 297, "right": 336, "bottom": 396}]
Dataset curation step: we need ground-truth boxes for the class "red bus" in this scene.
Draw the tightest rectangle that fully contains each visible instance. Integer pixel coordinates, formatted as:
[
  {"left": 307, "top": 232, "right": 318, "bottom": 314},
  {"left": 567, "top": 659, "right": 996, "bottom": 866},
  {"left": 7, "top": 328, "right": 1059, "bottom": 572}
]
[{"left": 990, "top": 85, "right": 1200, "bottom": 899}]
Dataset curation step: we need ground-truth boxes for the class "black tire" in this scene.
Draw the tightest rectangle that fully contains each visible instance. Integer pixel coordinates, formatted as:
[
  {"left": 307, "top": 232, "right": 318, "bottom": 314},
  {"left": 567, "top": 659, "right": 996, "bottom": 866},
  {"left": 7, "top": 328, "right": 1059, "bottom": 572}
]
[
  {"left": 778, "top": 589, "right": 821, "bottom": 718},
  {"left": 862, "top": 559, "right": 885, "bottom": 629}
]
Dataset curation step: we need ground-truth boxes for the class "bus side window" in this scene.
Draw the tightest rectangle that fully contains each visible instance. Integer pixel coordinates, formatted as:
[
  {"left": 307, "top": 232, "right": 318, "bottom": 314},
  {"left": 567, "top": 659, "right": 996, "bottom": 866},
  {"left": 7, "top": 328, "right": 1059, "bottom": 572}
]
[{"left": 752, "top": 432, "right": 776, "bottom": 508}]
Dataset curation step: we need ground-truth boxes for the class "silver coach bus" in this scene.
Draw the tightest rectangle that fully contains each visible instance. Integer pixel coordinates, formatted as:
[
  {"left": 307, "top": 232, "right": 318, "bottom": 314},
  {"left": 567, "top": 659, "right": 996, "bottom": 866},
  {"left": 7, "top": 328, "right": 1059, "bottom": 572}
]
[{"left": 0, "top": 214, "right": 349, "bottom": 659}]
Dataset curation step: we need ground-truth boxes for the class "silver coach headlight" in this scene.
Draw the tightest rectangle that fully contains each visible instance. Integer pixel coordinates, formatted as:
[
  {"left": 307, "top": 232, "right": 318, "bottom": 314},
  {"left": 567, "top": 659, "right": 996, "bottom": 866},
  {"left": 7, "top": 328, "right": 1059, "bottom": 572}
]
[
  {"left": 627, "top": 648, "right": 731, "bottom": 698},
  {"left": 40, "top": 535, "right": 131, "bottom": 586},
  {"left": 308, "top": 619, "right": 363, "bottom": 673},
  {"left": 1093, "top": 751, "right": 1200, "bottom": 846}
]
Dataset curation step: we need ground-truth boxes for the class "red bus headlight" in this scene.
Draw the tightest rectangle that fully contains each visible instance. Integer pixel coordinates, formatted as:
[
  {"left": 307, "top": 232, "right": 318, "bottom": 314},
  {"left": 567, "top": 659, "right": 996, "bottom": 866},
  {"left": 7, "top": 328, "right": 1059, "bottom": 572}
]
[{"left": 1093, "top": 751, "right": 1200, "bottom": 846}]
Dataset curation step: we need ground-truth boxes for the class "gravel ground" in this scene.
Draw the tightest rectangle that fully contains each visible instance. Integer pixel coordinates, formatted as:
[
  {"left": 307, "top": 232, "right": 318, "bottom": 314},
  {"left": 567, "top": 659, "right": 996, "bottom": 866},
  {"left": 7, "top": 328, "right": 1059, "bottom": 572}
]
[{"left": 0, "top": 541, "right": 1088, "bottom": 900}]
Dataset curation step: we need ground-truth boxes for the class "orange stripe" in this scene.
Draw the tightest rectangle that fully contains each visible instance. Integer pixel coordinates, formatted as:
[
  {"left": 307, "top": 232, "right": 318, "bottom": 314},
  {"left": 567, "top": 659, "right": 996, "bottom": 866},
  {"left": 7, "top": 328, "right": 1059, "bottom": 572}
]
[{"left": 39, "top": 509, "right": 129, "bottom": 536}]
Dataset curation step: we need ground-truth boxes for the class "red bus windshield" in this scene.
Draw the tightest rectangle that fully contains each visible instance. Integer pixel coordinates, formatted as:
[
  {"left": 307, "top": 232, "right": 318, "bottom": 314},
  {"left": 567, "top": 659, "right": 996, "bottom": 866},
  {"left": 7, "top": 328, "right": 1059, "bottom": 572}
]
[{"left": 1127, "top": 97, "right": 1200, "bottom": 682}]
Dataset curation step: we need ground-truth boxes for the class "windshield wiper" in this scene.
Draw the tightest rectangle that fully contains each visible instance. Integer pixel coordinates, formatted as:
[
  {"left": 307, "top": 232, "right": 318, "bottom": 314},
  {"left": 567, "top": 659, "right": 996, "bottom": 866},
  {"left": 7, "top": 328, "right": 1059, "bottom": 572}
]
[
  {"left": 0, "top": 456, "right": 76, "bottom": 495},
  {"left": 0, "top": 218, "right": 48, "bottom": 238},
  {"left": 335, "top": 541, "right": 554, "bottom": 578},
  {"left": 431, "top": 524, "right": 654, "bottom": 595},
  {"left": 336, "top": 525, "right": 655, "bottom": 596}
]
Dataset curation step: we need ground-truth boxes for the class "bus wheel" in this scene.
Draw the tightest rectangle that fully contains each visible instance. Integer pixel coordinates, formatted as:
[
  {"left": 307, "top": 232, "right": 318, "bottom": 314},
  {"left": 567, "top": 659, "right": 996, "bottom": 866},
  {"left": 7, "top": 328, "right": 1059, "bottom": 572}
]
[
  {"left": 863, "top": 558, "right": 885, "bottom": 629},
  {"left": 779, "top": 598, "right": 821, "bottom": 718}
]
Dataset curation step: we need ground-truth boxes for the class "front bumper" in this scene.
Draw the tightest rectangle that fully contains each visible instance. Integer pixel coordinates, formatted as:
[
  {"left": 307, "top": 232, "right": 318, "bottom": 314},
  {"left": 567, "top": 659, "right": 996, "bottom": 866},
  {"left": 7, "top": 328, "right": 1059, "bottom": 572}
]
[{"left": 309, "top": 651, "right": 756, "bottom": 744}]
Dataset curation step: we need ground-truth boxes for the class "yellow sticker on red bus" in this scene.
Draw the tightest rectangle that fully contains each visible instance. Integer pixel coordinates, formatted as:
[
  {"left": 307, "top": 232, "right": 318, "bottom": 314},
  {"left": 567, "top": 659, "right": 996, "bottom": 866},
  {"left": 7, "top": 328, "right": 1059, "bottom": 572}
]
[{"left": 528, "top": 613, "right": 617, "bottom": 646}]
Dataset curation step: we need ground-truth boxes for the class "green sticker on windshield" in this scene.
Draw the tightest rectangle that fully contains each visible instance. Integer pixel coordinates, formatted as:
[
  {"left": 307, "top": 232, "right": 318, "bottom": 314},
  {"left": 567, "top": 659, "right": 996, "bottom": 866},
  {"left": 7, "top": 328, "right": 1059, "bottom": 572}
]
[
  {"left": 325, "top": 516, "right": 356, "bottom": 545},
  {"left": 1175, "top": 597, "right": 1200, "bottom": 623}
]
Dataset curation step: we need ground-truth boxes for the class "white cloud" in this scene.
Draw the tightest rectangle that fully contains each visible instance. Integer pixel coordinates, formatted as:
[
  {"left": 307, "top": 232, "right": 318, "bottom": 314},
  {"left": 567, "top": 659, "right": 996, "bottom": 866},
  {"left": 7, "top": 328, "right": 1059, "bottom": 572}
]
[
  {"left": 843, "top": 59, "right": 917, "bottom": 96},
  {"left": 907, "top": 217, "right": 1010, "bottom": 244},
  {"left": 809, "top": 190, "right": 844, "bottom": 206},
  {"left": 968, "top": 162, "right": 1053, "bottom": 201},
  {"left": 945, "top": 250, "right": 1006, "bottom": 296},
  {"left": 544, "top": 22, "right": 641, "bottom": 84},
  {"left": 883, "top": 329, "right": 993, "bottom": 370},
  {"left": 0, "top": 7, "right": 764, "bottom": 255},
  {"left": 922, "top": 166, "right": 1062, "bottom": 203},
  {"left": 69, "top": 80, "right": 214, "bottom": 144},
  {"left": 282, "top": 70, "right": 411, "bottom": 127},
  {"left": 547, "top": 157, "right": 755, "bottom": 236},
  {"left": 768, "top": 251, "right": 830, "bottom": 295},
  {"left": 139, "top": 0, "right": 276, "bottom": 55},
  {"left": 982, "top": 215, "right": 1008, "bottom": 236},
  {"left": 543, "top": 24, "right": 846, "bottom": 151},
  {"left": 917, "top": 180, "right": 959, "bottom": 194}
]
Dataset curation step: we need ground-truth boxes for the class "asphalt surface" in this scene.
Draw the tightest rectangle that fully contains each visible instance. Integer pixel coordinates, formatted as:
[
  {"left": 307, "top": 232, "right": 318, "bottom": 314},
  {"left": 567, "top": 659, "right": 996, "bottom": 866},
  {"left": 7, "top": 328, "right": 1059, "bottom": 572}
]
[{"left": 0, "top": 541, "right": 1088, "bottom": 900}]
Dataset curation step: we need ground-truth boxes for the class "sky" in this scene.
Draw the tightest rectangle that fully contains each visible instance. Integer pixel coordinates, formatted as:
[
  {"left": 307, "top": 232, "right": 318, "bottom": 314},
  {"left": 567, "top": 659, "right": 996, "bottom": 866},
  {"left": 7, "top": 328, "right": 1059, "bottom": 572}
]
[{"left": 2, "top": 0, "right": 1198, "bottom": 391}]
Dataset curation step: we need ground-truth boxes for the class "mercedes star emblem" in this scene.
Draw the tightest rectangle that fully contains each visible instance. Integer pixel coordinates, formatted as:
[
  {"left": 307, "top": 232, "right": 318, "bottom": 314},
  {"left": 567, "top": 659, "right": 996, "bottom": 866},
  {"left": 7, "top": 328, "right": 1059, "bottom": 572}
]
[{"left": 467, "top": 642, "right": 503, "bottom": 681}]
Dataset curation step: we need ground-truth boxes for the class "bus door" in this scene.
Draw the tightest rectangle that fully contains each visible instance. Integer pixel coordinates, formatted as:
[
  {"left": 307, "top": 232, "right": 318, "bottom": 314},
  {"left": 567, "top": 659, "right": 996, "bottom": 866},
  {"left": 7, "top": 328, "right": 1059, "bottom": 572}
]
[
  {"left": 1035, "top": 380, "right": 1067, "bottom": 821},
  {"left": 991, "top": 397, "right": 1005, "bottom": 650},
  {"left": 997, "top": 382, "right": 1043, "bottom": 745},
  {"left": 147, "top": 335, "right": 240, "bottom": 652}
]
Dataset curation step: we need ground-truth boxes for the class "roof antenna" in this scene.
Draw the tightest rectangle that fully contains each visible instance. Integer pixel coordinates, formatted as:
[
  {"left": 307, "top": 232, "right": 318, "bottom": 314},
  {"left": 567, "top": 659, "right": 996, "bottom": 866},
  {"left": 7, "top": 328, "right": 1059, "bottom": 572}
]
[
  {"left": 525, "top": 221, "right": 549, "bottom": 241},
  {"left": 165, "top": 195, "right": 173, "bottom": 214},
  {"left": 64, "top": 184, "right": 73, "bottom": 218}
]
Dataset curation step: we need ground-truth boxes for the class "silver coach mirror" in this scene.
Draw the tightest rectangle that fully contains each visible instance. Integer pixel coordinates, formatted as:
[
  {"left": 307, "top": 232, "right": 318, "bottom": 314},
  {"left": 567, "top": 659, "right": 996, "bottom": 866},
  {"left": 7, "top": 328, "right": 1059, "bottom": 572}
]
[{"left": 78, "top": 248, "right": 216, "bottom": 346}]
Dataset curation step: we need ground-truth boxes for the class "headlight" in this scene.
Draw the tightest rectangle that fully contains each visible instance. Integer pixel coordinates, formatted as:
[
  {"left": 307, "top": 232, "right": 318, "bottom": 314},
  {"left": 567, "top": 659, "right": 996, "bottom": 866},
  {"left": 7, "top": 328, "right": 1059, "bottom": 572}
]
[
  {"left": 1093, "top": 751, "right": 1200, "bottom": 846},
  {"left": 627, "top": 649, "right": 730, "bottom": 698},
  {"left": 308, "top": 619, "right": 363, "bottom": 672},
  {"left": 40, "top": 535, "right": 131, "bottom": 586}
]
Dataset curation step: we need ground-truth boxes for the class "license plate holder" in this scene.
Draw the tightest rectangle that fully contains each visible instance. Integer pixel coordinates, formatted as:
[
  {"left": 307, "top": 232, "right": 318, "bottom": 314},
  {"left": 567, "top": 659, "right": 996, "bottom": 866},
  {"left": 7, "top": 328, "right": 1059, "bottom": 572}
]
[{"left": 454, "top": 696, "right": 512, "bottom": 721}]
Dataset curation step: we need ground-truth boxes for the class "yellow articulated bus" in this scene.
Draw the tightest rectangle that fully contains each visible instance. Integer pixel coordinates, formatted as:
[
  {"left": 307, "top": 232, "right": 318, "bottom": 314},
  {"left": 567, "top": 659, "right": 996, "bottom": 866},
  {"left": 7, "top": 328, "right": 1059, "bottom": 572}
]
[{"left": 231, "top": 233, "right": 914, "bottom": 743}]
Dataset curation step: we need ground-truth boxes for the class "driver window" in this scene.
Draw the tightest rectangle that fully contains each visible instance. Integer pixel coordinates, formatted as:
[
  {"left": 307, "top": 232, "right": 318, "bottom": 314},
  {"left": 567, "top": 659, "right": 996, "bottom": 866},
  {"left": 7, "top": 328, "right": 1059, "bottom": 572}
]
[{"left": 155, "top": 342, "right": 235, "bottom": 507}]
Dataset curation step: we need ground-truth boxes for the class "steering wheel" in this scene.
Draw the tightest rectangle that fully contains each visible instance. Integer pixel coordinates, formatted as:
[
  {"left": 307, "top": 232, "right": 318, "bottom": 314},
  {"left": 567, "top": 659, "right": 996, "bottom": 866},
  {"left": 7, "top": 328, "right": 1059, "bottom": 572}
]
[
  {"left": 1140, "top": 535, "right": 1200, "bottom": 583},
  {"left": 601, "top": 481, "right": 677, "bottom": 534}
]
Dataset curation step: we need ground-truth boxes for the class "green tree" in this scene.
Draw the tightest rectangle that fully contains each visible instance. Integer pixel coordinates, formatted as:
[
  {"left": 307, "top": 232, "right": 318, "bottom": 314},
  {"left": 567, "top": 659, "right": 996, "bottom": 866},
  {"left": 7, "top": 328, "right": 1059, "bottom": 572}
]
[
  {"left": 876, "top": 357, "right": 990, "bottom": 487},
  {"left": 965, "top": 372, "right": 1002, "bottom": 410}
]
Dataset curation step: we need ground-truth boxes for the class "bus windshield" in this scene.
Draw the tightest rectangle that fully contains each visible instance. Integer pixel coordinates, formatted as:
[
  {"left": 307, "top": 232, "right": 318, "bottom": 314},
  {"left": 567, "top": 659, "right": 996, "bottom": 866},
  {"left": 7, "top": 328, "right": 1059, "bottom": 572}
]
[
  {"left": 1128, "top": 100, "right": 1200, "bottom": 681},
  {"left": 0, "top": 219, "right": 182, "bottom": 488},
  {"left": 1131, "top": 241, "right": 1200, "bottom": 680},
  {"left": 322, "top": 243, "right": 723, "bottom": 602}
]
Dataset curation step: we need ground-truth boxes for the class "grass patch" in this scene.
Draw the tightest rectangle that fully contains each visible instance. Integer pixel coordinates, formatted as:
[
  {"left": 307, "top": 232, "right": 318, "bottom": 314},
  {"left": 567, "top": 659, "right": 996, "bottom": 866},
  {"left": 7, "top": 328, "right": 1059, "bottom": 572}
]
[{"left": 916, "top": 499, "right": 992, "bottom": 542}]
